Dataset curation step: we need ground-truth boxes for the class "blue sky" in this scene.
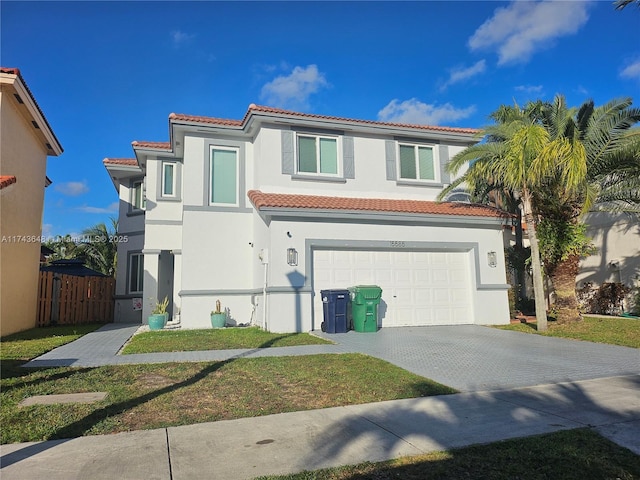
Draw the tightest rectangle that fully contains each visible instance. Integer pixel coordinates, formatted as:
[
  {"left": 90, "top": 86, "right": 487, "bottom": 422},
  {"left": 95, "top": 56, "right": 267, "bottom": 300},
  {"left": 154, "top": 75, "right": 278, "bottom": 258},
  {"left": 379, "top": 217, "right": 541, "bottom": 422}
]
[{"left": 2, "top": 1, "right": 639, "bottom": 238}]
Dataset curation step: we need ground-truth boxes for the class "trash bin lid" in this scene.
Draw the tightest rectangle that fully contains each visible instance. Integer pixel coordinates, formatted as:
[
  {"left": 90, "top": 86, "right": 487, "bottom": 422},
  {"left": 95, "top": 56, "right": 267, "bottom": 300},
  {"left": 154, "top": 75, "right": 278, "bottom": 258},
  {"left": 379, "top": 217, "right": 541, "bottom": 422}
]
[
  {"left": 320, "top": 289, "right": 350, "bottom": 301},
  {"left": 351, "top": 285, "right": 382, "bottom": 300}
]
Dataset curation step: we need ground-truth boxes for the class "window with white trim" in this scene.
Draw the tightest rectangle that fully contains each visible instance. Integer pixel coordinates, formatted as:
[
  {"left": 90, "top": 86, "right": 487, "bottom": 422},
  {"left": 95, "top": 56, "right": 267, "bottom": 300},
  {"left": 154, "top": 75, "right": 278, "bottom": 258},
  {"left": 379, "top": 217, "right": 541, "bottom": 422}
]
[
  {"left": 398, "top": 144, "right": 437, "bottom": 181},
  {"left": 162, "top": 162, "right": 176, "bottom": 197},
  {"left": 128, "top": 253, "right": 144, "bottom": 294},
  {"left": 209, "top": 147, "right": 238, "bottom": 205},
  {"left": 132, "top": 180, "right": 146, "bottom": 210},
  {"left": 297, "top": 134, "right": 338, "bottom": 175}
]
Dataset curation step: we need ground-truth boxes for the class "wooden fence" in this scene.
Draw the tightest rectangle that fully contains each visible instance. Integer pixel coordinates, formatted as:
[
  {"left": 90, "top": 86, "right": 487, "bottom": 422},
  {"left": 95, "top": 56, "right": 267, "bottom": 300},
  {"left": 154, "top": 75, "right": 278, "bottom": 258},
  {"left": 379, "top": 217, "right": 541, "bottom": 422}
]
[{"left": 37, "top": 271, "right": 115, "bottom": 326}]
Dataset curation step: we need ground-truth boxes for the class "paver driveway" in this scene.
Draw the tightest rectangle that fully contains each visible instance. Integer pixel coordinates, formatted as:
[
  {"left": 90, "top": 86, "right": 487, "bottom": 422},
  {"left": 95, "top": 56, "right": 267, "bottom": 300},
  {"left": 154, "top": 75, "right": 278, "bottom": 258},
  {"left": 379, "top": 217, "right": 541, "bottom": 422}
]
[{"left": 315, "top": 325, "right": 640, "bottom": 392}]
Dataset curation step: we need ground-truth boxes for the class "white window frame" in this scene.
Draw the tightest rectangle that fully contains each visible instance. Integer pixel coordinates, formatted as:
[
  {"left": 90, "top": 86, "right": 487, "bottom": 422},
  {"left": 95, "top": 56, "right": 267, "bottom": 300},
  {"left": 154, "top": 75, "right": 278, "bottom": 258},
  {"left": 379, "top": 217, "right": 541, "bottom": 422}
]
[
  {"left": 296, "top": 134, "right": 341, "bottom": 177},
  {"left": 397, "top": 143, "right": 439, "bottom": 183},
  {"left": 209, "top": 146, "right": 239, "bottom": 207},
  {"left": 161, "top": 162, "right": 176, "bottom": 198},
  {"left": 128, "top": 253, "right": 144, "bottom": 294},
  {"left": 131, "top": 180, "right": 145, "bottom": 210}
]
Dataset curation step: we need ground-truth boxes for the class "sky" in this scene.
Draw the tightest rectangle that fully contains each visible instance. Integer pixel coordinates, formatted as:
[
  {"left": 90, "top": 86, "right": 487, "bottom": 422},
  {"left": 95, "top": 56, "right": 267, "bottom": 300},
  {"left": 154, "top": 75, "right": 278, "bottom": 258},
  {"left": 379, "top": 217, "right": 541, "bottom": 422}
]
[{"left": 2, "top": 0, "right": 639, "bottom": 238}]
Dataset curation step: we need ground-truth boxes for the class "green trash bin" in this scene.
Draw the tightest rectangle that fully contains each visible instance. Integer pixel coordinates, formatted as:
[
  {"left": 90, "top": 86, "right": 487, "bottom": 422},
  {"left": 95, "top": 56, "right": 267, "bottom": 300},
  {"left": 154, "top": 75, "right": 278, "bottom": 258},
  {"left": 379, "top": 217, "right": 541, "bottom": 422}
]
[{"left": 349, "top": 285, "right": 382, "bottom": 332}]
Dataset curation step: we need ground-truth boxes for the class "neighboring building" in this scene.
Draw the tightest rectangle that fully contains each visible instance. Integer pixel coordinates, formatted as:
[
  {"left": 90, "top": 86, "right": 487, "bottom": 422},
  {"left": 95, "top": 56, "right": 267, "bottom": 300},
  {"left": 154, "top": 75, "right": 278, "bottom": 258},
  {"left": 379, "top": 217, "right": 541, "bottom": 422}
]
[
  {"left": 578, "top": 212, "right": 640, "bottom": 312},
  {"left": 104, "top": 104, "right": 512, "bottom": 332},
  {"left": 0, "top": 67, "right": 63, "bottom": 337}
]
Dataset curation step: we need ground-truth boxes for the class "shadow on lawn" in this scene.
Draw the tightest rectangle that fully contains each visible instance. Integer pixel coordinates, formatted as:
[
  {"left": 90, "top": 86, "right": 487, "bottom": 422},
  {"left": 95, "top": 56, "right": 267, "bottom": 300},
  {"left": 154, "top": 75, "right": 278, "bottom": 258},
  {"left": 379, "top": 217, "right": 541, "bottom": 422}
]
[
  {"left": 292, "top": 376, "right": 640, "bottom": 478},
  {"left": 0, "top": 335, "right": 287, "bottom": 469},
  {"left": 0, "top": 361, "right": 95, "bottom": 393}
]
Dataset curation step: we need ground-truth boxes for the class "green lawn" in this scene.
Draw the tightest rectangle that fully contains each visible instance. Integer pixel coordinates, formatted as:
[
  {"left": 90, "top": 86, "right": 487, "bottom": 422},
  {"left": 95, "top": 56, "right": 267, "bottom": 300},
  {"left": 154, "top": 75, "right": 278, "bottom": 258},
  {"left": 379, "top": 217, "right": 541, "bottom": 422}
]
[
  {"left": 0, "top": 325, "right": 455, "bottom": 444},
  {"left": 498, "top": 315, "right": 640, "bottom": 348},
  {"left": 121, "top": 326, "right": 332, "bottom": 354},
  {"left": 256, "top": 429, "right": 640, "bottom": 480}
]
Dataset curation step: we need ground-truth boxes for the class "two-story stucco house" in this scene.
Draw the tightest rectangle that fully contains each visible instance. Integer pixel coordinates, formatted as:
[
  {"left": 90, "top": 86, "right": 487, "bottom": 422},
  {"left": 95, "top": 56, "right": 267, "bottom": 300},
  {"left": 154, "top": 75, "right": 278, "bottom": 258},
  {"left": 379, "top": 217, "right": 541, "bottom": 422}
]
[
  {"left": 104, "top": 105, "right": 512, "bottom": 332},
  {"left": 1, "top": 67, "right": 63, "bottom": 337}
]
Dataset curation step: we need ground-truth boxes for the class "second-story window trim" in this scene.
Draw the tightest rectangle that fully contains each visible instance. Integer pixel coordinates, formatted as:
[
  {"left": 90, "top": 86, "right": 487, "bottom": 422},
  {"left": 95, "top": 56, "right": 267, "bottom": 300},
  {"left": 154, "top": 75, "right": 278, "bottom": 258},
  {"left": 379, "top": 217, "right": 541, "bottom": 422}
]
[
  {"left": 209, "top": 145, "right": 239, "bottom": 207},
  {"left": 130, "top": 178, "right": 146, "bottom": 212},
  {"left": 397, "top": 143, "right": 439, "bottom": 183},
  {"left": 161, "top": 162, "right": 176, "bottom": 198},
  {"left": 296, "top": 133, "right": 340, "bottom": 177}
]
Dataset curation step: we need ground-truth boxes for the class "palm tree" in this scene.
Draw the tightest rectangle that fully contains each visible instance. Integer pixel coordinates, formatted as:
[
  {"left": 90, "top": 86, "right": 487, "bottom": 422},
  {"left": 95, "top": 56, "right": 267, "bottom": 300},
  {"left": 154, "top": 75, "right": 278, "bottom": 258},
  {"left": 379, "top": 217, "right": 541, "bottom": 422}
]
[
  {"left": 535, "top": 97, "right": 640, "bottom": 322},
  {"left": 442, "top": 96, "right": 640, "bottom": 326},
  {"left": 442, "top": 112, "right": 556, "bottom": 330},
  {"left": 614, "top": 0, "right": 640, "bottom": 10},
  {"left": 81, "top": 218, "right": 118, "bottom": 277}
]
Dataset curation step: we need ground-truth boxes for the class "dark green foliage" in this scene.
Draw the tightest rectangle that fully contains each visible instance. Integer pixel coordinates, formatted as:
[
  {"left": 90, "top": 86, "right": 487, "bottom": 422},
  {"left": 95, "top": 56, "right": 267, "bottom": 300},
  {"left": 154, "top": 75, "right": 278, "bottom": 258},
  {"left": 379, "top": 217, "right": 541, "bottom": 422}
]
[
  {"left": 578, "top": 282, "right": 631, "bottom": 315},
  {"left": 537, "top": 218, "right": 596, "bottom": 268}
]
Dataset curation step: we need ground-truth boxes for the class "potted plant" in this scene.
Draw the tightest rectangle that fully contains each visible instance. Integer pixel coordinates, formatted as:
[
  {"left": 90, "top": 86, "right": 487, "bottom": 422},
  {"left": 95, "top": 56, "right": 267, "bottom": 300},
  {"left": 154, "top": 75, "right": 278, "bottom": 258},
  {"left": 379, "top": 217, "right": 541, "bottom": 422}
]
[
  {"left": 148, "top": 296, "right": 169, "bottom": 330},
  {"left": 210, "top": 299, "right": 226, "bottom": 328}
]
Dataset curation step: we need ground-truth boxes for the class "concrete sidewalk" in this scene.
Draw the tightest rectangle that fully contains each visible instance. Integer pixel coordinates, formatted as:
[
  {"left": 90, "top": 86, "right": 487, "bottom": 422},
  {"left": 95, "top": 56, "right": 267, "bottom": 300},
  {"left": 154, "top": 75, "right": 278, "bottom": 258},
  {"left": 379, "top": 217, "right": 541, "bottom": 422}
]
[{"left": 1, "top": 375, "right": 639, "bottom": 479}]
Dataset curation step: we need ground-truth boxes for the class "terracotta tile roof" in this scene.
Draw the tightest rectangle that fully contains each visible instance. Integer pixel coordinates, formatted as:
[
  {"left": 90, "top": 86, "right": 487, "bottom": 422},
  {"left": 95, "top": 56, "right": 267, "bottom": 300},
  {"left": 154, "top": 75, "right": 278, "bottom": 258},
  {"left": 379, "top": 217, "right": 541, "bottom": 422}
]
[
  {"left": 168, "top": 104, "right": 479, "bottom": 135},
  {"left": 131, "top": 141, "right": 172, "bottom": 150},
  {"left": 1, "top": 67, "right": 63, "bottom": 154},
  {"left": 169, "top": 112, "right": 243, "bottom": 127},
  {"left": 0, "top": 175, "right": 17, "bottom": 189},
  {"left": 103, "top": 158, "right": 138, "bottom": 167},
  {"left": 247, "top": 190, "right": 512, "bottom": 219},
  {"left": 244, "top": 104, "right": 480, "bottom": 135}
]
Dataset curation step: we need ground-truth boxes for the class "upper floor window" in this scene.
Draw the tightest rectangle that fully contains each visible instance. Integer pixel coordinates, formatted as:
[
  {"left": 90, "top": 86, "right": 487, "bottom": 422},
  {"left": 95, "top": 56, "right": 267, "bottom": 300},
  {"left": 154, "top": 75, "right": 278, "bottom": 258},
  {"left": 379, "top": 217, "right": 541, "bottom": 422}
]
[
  {"left": 297, "top": 134, "right": 338, "bottom": 175},
  {"left": 162, "top": 162, "right": 176, "bottom": 197},
  {"left": 132, "top": 180, "right": 146, "bottom": 210},
  {"left": 209, "top": 146, "right": 238, "bottom": 205},
  {"left": 399, "top": 144, "right": 436, "bottom": 181}
]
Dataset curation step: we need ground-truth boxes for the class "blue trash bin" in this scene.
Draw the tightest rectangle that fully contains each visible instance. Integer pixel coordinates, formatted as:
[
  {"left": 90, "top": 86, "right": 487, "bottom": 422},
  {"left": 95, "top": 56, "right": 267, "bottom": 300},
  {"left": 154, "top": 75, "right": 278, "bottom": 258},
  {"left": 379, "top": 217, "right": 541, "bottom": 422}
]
[{"left": 320, "top": 289, "right": 350, "bottom": 333}]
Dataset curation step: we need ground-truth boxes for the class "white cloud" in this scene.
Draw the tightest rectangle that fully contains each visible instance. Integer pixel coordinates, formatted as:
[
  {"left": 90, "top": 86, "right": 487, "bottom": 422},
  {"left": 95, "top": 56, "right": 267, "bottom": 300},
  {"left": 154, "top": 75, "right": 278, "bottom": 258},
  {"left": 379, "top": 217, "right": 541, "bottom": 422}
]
[
  {"left": 41, "top": 224, "right": 54, "bottom": 238},
  {"left": 441, "top": 60, "right": 486, "bottom": 90},
  {"left": 469, "top": 1, "right": 591, "bottom": 65},
  {"left": 514, "top": 84, "right": 544, "bottom": 94},
  {"left": 55, "top": 181, "right": 89, "bottom": 196},
  {"left": 171, "top": 30, "right": 195, "bottom": 47},
  {"left": 77, "top": 202, "right": 119, "bottom": 214},
  {"left": 260, "top": 64, "right": 329, "bottom": 110},
  {"left": 377, "top": 99, "right": 476, "bottom": 125},
  {"left": 620, "top": 59, "right": 640, "bottom": 80}
]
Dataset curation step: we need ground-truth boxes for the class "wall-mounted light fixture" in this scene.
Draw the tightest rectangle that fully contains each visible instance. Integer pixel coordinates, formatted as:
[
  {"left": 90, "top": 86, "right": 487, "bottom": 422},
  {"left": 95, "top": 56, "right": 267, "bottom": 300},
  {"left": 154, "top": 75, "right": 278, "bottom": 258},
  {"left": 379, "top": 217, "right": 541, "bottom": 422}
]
[
  {"left": 487, "top": 251, "right": 497, "bottom": 268},
  {"left": 287, "top": 248, "right": 298, "bottom": 266}
]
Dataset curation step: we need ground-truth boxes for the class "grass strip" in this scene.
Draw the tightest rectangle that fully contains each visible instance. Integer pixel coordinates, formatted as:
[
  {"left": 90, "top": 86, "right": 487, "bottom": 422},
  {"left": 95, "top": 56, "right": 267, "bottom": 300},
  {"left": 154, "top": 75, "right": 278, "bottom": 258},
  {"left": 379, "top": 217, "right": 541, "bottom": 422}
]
[
  {"left": 120, "top": 326, "right": 332, "bottom": 354},
  {"left": 1, "top": 353, "right": 455, "bottom": 444},
  {"left": 256, "top": 428, "right": 640, "bottom": 480},
  {"left": 498, "top": 315, "right": 640, "bottom": 348}
]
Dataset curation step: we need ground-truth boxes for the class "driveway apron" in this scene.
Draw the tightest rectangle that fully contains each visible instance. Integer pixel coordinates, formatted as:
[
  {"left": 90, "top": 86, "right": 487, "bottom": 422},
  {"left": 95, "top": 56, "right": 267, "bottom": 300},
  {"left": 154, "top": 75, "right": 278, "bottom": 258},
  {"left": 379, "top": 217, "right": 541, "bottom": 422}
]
[{"left": 315, "top": 325, "right": 640, "bottom": 392}]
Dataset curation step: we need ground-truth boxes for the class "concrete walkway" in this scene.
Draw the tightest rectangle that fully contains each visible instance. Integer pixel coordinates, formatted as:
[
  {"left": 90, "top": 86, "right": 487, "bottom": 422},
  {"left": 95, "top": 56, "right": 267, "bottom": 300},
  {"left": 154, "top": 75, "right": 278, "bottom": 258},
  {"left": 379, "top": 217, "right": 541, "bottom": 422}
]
[{"left": 2, "top": 323, "right": 639, "bottom": 479}]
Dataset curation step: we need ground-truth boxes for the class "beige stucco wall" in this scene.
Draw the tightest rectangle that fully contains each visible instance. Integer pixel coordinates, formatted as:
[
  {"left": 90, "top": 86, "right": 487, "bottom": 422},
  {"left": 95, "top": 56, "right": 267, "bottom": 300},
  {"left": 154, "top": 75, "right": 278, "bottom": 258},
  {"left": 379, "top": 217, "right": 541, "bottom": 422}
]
[{"left": 0, "top": 90, "right": 49, "bottom": 337}]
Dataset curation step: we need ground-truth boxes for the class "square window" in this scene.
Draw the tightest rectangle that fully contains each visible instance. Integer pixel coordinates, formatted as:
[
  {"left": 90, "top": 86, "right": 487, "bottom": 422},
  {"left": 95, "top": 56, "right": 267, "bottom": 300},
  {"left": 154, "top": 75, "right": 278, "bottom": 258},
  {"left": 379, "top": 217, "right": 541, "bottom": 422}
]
[
  {"left": 399, "top": 144, "right": 436, "bottom": 181},
  {"left": 210, "top": 147, "right": 238, "bottom": 205},
  {"left": 128, "top": 253, "right": 144, "bottom": 294},
  {"left": 297, "top": 135, "right": 337, "bottom": 175},
  {"left": 162, "top": 162, "right": 175, "bottom": 197}
]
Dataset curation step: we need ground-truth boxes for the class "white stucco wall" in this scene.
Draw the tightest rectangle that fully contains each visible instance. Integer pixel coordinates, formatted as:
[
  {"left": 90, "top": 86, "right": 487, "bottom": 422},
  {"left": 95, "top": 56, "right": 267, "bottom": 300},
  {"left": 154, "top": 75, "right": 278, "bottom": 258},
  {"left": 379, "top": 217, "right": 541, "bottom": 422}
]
[{"left": 253, "top": 126, "right": 470, "bottom": 201}]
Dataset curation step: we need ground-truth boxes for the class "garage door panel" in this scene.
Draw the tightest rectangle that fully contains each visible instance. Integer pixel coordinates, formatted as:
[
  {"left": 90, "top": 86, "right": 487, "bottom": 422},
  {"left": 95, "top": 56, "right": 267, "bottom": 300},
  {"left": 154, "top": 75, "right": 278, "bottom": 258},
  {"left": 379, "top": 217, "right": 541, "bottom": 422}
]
[
  {"left": 374, "top": 269, "right": 393, "bottom": 284},
  {"left": 313, "top": 249, "right": 473, "bottom": 327}
]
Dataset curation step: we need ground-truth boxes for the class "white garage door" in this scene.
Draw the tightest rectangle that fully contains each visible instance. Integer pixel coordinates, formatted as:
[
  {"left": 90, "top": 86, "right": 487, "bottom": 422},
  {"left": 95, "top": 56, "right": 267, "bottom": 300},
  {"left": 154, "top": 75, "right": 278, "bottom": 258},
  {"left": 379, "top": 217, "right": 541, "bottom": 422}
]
[{"left": 313, "top": 250, "right": 473, "bottom": 327}]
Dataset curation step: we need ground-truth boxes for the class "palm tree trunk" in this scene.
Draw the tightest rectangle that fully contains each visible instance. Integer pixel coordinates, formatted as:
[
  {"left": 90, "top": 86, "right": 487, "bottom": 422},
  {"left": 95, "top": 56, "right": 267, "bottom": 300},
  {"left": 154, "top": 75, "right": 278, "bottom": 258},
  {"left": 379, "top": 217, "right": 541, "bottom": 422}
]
[
  {"left": 548, "top": 254, "right": 581, "bottom": 324},
  {"left": 522, "top": 193, "right": 548, "bottom": 331}
]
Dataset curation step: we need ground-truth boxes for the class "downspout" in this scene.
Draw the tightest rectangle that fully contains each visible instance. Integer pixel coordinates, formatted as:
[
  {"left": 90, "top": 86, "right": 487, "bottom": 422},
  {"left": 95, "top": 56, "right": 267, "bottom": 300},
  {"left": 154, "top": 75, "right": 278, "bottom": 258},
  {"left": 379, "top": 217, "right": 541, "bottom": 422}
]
[{"left": 259, "top": 249, "right": 269, "bottom": 331}]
